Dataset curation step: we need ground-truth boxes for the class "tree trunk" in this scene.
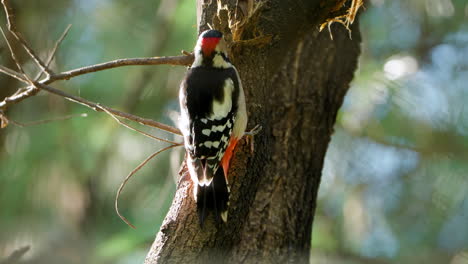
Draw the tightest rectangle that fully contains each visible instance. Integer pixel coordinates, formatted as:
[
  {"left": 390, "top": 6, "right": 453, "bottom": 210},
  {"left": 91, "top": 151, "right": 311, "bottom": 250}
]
[{"left": 145, "top": 0, "right": 361, "bottom": 263}]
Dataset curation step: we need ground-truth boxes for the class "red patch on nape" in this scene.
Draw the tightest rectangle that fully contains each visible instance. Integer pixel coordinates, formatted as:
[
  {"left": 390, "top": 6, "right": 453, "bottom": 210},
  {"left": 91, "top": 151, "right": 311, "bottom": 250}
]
[{"left": 201, "top": 37, "right": 220, "bottom": 56}]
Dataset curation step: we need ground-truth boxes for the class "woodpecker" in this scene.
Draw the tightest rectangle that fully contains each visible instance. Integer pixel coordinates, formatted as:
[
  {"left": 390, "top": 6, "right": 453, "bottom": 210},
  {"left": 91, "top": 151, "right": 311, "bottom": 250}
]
[{"left": 178, "top": 29, "right": 247, "bottom": 226}]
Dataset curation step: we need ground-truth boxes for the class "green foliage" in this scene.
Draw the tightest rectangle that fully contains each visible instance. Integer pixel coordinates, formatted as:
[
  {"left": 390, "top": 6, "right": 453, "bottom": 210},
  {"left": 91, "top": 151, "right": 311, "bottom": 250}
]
[{"left": 313, "top": 0, "right": 468, "bottom": 263}]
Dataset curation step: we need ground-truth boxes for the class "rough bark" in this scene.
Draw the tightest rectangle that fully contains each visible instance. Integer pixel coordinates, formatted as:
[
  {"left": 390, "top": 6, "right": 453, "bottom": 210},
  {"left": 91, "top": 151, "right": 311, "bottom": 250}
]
[{"left": 145, "top": 0, "right": 361, "bottom": 263}]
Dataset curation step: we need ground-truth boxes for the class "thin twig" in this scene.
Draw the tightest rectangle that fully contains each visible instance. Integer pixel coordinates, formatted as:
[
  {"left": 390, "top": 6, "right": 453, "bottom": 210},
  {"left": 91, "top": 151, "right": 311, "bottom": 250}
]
[
  {"left": 8, "top": 113, "right": 87, "bottom": 127},
  {"left": 0, "top": 24, "right": 39, "bottom": 116},
  {"left": 97, "top": 104, "right": 181, "bottom": 145},
  {"left": 0, "top": 70, "right": 182, "bottom": 134},
  {"left": 0, "top": 0, "right": 190, "bottom": 136},
  {"left": 35, "top": 24, "right": 72, "bottom": 81},
  {"left": 0, "top": 86, "right": 37, "bottom": 110},
  {"left": 0, "top": 26, "right": 27, "bottom": 78},
  {"left": 0, "top": 24, "right": 36, "bottom": 98},
  {"left": 115, "top": 143, "right": 182, "bottom": 228},
  {"left": 35, "top": 82, "right": 183, "bottom": 135},
  {"left": 0, "top": 0, "right": 15, "bottom": 31},
  {"left": 0, "top": 86, "right": 38, "bottom": 113},
  {"left": 0, "top": 55, "right": 193, "bottom": 102},
  {"left": 2, "top": 0, "right": 53, "bottom": 76},
  {"left": 0, "top": 65, "right": 28, "bottom": 82},
  {"left": 0, "top": 55, "right": 193, "bottom": 123},
  {"left": 50, "top": 55, "right": 193, "bottom": 81}
]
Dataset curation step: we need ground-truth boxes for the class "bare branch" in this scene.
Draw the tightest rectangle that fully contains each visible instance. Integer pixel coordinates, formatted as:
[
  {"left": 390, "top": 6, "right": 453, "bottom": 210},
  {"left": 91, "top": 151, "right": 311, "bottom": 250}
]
[
  {"left": 50, "top": 55, "right": 193, "bottom": 81},
  {"left": 8, "top": 113, "right": 87, "bottom": 127},
  {"left": 0, "top": 55, "right": 193, "bottom": 119},
  {"left": 115, "top": 143, "right": 182, "bottom": 229},
  {"left": 0, "top": 0, "right": 15, "bottom": 31},
  {"left": 97, "top": 104, "right": 181, "bottom": 145},
  {"left": 0, "top": 65, "right": 28, "bottom": 82},
  {"left": 0, "top": 85, "right": 38, "bottom": 115},
  {"left": 181, "top": 50, "right": 192, "bottom": 56},
  {"left": 0, "top": 24, "right": 40, "bottom": 121},
  {"left": 0, "top": 0, "right": 191, "bottom": 136},
  {"left": 2, "top": 0, "right": 53, "bottom": 76},
  {"left": 35, "top": 82, "right": 183, "bottom": 135},
  {"left": 0, "top": 67, "right": 182, "bottom": 134},
  {"left": 0, "top": 85, "right": 38, "bottom": 111},
  {"left": 35, "top": 24, "right": 72, "bottom": 81},
  {"left": 0, "top": 26, "right": 27, "bottom": 78}
]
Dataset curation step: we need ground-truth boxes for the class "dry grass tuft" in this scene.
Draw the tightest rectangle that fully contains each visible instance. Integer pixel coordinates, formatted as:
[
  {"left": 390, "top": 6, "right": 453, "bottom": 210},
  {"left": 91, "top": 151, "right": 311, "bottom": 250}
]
[
  {"left": 320, "top": 0, "right": 364, "bottom": 39},
  {"left": 212, "top": 0, "right": 272, "bottom": 53}
]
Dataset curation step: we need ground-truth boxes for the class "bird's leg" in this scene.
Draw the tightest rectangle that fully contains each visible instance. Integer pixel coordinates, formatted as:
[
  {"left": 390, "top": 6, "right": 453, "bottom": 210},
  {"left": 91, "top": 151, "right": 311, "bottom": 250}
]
[{"left": 243, "top": 124, "right": 262, "bottom": 154}]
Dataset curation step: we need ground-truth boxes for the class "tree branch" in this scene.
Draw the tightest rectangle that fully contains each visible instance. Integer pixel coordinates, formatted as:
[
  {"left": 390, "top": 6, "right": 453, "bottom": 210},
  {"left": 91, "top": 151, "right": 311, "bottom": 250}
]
[
  {"left": 51, "top": 55, "right": 194, "bottom": 81},
  {"left": 35, "top": 23, "right": 72, "bottom": 81},
  {"left": 0, "top": 0, "right": 194, "bottom": 135},
  {"left": 0, "top": 54, "right": 193, "bottom": 134},
  {"left": 97, "top": 104, "right": 181, "bottom": 145},
  {"left": 2, "top": 0, "right": 53, "bottom": 76},
  {"left": 0, "top": 26, "right": 28, "bottom": 79},
  {"left": 0, "top": 65, "right": 27, "bottom": 82},
  {"left": 115, "top": 143, "right": 182, "bottom": 229},
  {"left": 0, "top": 55, "right": 193, "bottom": 110},
  {"left": 35, "top": 81, "right": 183, "bottom": 135},
  {"left": 7, "top": 113, "right": 87, "bottom": 127}
]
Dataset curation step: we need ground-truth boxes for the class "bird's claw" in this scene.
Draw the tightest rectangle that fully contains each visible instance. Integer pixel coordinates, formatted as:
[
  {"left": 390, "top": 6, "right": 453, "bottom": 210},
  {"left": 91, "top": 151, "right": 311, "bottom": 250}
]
[
  {"left": 245, "top": 124, "right": 262, "bottom": 136},
  {"left": 244, "top": 124, "right": 262, "bottom": 154}
]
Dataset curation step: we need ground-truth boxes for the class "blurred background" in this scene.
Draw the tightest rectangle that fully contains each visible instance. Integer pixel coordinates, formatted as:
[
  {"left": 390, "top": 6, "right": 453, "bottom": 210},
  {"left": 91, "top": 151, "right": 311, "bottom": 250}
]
[{"left": 0, "top": 0, "right": 466, "bottom": 263}]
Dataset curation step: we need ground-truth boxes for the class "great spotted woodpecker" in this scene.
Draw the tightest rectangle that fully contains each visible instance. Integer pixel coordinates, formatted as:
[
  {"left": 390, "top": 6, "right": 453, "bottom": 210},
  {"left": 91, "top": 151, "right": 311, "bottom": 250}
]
[{"left": 179, "top": 29, "right": 247, "bottom": 226}]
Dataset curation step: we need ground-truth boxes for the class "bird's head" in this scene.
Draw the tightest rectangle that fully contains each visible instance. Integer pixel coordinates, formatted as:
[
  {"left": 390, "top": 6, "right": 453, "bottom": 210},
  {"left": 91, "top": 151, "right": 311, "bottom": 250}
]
[
  {"left": 197, "top": 30, "right": 225, "bottom": 57},
  {"left": 193, "top": 30, "right": 231, "bottom": 68}
]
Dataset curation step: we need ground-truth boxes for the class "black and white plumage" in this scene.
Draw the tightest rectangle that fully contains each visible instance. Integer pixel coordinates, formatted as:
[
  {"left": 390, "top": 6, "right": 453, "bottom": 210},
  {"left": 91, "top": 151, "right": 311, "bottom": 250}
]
[{"left": 179, "top": 30, "right": 247, "bottom": 226}]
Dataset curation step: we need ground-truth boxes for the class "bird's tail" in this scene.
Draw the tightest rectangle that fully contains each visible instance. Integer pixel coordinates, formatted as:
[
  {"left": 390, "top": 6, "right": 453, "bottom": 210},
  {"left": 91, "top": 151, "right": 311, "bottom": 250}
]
[{"left": 196, "top": 168, "right": 229, "bottom": 227}]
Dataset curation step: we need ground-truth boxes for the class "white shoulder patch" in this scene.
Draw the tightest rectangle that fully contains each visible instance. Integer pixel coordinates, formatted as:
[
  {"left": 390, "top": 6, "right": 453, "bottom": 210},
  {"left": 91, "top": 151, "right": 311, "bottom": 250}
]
[
  {"left": 213, "top": 53, "right": 232, "bottom": 69},
  {"left": 210, "top": 78, "right": 234, "bottom": 120}
]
